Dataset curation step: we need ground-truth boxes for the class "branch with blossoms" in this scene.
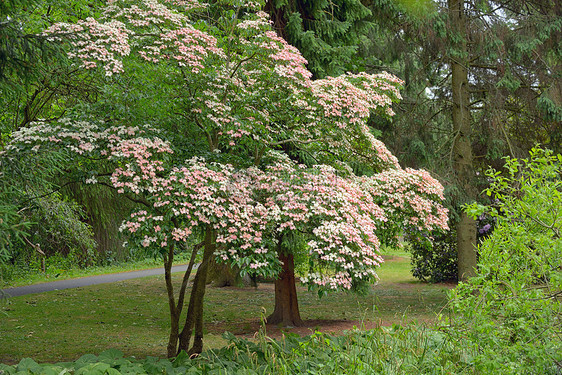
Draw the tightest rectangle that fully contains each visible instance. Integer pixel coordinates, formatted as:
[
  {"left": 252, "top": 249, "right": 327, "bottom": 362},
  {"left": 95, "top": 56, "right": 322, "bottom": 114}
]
[
  {"left": 244, "top": 160, "right": 388, "bottom": 290},
  {"left": 305, "top": 73, "right": 405, "bottom": 170},
  {"left": 360, "top": 167, "right": 449, "bottom": 246},
  {"left": 118, "top": 159, "right": 281, "bottom": 276},
  {"left": 4, "top": 119, "right": 280, "bottom": 275},
  {"left": 6, "top": 116, "right": 448, "bottom": 292},
  {"left": 40, "top": 0, "right": 409, "bottom": 175}
]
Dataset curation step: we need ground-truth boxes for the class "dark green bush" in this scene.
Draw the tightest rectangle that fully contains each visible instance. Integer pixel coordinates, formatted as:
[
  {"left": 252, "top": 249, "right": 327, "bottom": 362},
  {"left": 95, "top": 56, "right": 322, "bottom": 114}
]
[
  {"left": 408, "top": 212, "right": 495, "bottom": 284},
  {"left": 407, "top": 229, "right": 458, "bottom": 283}
]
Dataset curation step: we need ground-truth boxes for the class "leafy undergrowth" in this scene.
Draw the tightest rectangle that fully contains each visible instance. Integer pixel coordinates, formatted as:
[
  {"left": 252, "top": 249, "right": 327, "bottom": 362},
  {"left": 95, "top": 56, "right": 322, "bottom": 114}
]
[{"left": 0, "top": 326, "right": 474, "bottom": 375}]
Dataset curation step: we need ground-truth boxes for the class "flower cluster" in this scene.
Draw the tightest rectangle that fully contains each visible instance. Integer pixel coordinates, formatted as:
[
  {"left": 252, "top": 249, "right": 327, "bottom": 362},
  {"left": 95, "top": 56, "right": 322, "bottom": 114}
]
[
  {"left": 104, "top": 0, "right": 191, "bottom": 26},
  {"left": 237, "top": 11, "right": 272, "bottom": 30},
  {"left": 44, "top": 18, "right": 131, "bottom": 76},
  {"left": 360, "top": 167, "right": 449, "bottom": 240},
  {"left": 312, "top": 72, "right": 402, "bottom": 125},
  {"left": 6, "top": 119, "right": 172, "bottom": 195},
  {"left": 139, "top": 26, "right": 225, "bottom": 72}
]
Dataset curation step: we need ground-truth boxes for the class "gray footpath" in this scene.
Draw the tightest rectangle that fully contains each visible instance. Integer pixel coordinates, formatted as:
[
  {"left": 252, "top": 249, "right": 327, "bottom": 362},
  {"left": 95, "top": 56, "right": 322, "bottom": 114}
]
[{"left": 1, "top": 264, "right": 190, "bottom": 298}]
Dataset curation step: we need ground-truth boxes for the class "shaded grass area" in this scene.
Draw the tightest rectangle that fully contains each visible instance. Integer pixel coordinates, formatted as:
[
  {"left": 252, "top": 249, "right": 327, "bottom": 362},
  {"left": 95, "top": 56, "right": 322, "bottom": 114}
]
[{"left": 0, "top": 254, "right": 453, "bottom": 364}]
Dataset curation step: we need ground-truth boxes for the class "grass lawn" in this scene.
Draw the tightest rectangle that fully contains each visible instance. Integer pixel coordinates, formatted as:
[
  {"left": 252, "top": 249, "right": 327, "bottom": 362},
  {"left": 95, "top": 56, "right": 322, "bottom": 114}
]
[{"left": 0, "top": 251, "right": 454, "bottom": 364}]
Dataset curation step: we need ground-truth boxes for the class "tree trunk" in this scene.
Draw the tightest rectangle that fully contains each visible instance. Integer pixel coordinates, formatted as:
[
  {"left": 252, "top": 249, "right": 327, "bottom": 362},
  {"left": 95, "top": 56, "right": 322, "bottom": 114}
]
[
  {"left": 163, "top": 238, "right": 202, "bottom": 358},
  {"left": 267, "top": 251, "right": 304, "bottom": 327},
  {"left": 206, "top": 258, "right": 256, "bottom": 287},
  {"left": 206, "top": 258, "right": 239, "bottom": 286},
  {"left": 188, "top": 293, "right": 205, "bottom": 356},
  {"left": 457, "top": 211, "right": 477, "bottom": 280},
  {"left": 449, "top": 0, "right": 477, "bottom": 281},
  {"left": 177, "top": 226, "right": 216, "bottom": 355},
  {"left": 163, "top": 244, "right": 180, "bottom": 358}
]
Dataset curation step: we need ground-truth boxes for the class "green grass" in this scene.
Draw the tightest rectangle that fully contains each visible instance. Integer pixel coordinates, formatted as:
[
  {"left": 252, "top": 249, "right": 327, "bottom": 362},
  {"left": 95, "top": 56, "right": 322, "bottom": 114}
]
[{"left": 0, "top": 253, "right": 453, "bottom": 365}]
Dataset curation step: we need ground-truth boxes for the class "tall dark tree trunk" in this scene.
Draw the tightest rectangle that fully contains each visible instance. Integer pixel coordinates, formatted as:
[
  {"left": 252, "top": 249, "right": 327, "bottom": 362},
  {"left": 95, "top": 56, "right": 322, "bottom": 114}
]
[
  {"left": 449, "top": 0, "right": 477, "bottom": 281},
  {"left": 177, "top": 225, "right": 216, "bottom": 355},
  {"left": 267, "top": 250, "right": 304, "bottom": 327}
]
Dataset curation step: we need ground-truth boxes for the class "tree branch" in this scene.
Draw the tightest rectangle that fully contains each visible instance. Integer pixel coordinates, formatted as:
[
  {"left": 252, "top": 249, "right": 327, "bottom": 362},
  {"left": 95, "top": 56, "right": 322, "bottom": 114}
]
[{"left": 176, "top": 240, "right": 204, "bottom": 317}]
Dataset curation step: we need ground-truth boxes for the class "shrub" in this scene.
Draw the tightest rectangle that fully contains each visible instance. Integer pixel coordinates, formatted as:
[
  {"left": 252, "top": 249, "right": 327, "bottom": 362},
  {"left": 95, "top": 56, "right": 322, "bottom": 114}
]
[
  {"left": 407, "top": 229, "right": 458, "bottom": 283},
  {"left": 450, "top": 147, "right": 562, "bottom": 374},
  {"left": 407, "top": 212, "right": 495, "bottom": 284}
]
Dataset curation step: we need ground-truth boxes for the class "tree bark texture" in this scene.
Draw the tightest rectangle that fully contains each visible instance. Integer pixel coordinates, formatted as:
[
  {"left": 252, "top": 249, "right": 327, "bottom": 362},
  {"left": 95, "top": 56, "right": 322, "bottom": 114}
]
[
  {"left": 267, "top": 251, "right": 304, "bottom": 327},
  {"left": 164, "top": 239, "right": 202, "bottom": 358},
  {"left": 457, "top": 211, "right": 477, "bottom": 280},
  {"left": 177, "top": 226, "right": 216, "bottom": 355},
  {"left": 206, "top": 258, "right": 241, "bottom": 286},
  {"left": 449, "top": 0, "right": 477, "bottom": 281}
]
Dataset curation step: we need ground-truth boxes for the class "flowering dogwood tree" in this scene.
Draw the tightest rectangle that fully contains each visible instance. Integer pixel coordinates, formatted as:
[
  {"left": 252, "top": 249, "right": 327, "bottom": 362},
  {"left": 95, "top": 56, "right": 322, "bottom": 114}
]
[
  {"left": 6, "top": 119, "right": 274, "bottom": 355},
  {"left": 248, "top": 154, "right": 448, "bottom": 325},
  {"left": 4, "top": 0, "right": 449, "bottom": 355}
]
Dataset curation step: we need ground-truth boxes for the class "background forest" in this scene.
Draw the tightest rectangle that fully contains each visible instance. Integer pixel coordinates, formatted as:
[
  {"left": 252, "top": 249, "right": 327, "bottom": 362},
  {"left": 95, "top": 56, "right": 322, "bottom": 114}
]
[{"left": 1, "top": 0, "right": 561, "bottom": 373}]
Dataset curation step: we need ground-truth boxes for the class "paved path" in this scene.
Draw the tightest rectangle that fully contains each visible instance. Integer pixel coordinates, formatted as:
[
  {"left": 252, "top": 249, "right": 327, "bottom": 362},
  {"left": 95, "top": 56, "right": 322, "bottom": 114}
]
[{"left": 0, "top": 264, "right": 190, "bottom": 298}]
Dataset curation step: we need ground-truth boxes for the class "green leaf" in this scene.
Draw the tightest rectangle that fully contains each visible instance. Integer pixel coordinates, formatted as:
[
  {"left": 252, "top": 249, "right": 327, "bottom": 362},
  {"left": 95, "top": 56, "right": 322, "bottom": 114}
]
[
  {"left": 98, "top": 349, "right": 124, "bottom": 361},
  {"left": 16, "top": 358, "right": 41, "bottom": 373},
  {"left": 75, "top": 362, "right": 112, "bottom": 375}
]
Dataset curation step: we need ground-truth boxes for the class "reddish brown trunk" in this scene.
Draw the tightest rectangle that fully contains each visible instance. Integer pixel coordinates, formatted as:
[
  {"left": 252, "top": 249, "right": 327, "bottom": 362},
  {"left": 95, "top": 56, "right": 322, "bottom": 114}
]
[{"left": 267, "top": 252, "right": 304, "bottom": 327}]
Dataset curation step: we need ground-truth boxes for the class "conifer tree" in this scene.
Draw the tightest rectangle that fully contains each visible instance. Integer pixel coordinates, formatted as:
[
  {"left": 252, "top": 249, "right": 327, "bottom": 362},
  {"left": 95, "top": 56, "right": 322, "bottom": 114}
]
[
  {"left": 362, "top": 0, "right": 561, "bottom": 281},
  {"left": 264, "top": 0, "right": 373, "bottom": 78}
]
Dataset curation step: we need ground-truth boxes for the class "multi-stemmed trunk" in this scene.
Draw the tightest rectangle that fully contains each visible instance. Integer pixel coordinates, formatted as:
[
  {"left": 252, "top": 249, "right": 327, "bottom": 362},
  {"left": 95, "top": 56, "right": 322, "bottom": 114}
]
[
  {"left": 177, "top": 226, "right": 216, "bottom": 355},
  {"left": 163, "top": 225, "right": 216, "bottom": 358}
]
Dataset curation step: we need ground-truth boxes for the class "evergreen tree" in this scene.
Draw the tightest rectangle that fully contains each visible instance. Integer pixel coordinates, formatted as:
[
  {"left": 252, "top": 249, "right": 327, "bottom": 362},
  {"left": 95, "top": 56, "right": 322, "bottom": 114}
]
[
  {"left": 362, "top": 0, "right": 562, "bottom": 280},
  {"left": 265, "top": 0, "right": 373, "bottom": 78}
]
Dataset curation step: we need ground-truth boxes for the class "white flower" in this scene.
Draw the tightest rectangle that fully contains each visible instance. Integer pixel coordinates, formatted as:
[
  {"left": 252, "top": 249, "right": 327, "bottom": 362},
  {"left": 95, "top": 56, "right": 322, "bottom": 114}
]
[{"left": 85, "top": 176, "right": 98, "bottom": 184}]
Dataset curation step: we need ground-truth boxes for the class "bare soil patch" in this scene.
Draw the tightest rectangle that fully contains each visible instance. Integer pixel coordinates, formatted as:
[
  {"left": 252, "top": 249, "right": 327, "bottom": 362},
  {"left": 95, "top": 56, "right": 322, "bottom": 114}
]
[
  {"left": 205, "top": 275, "right": 455, "bottom": 341},
  {"left": 258, "top": 319, "right": 388, "bottom": 339}
]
